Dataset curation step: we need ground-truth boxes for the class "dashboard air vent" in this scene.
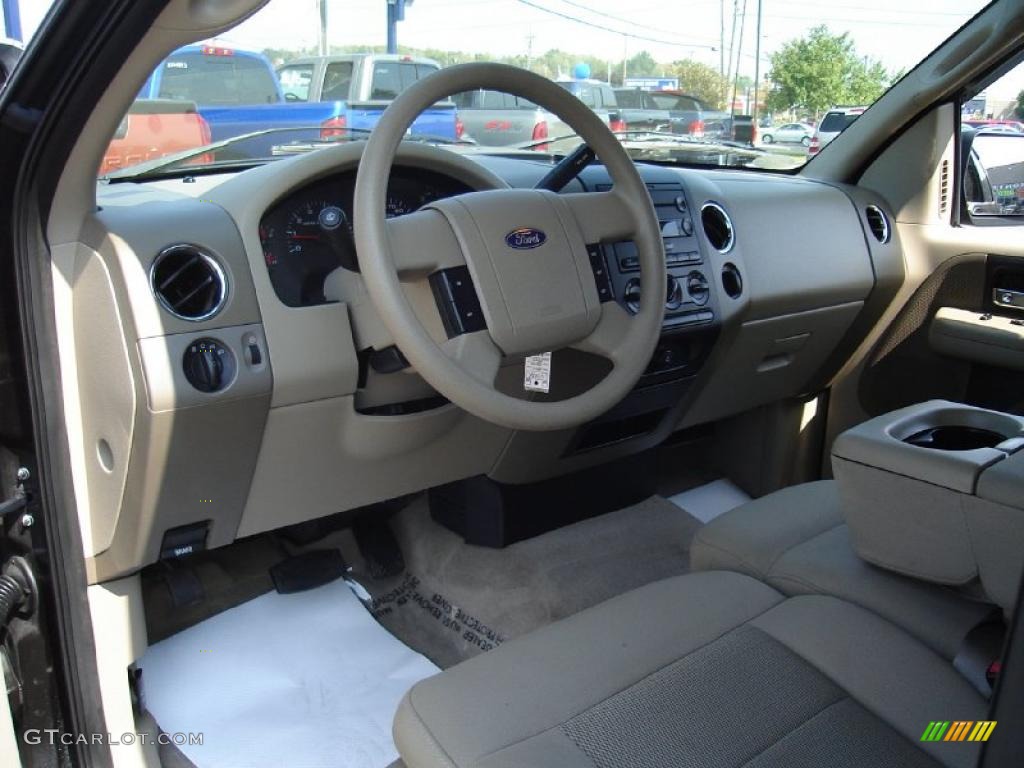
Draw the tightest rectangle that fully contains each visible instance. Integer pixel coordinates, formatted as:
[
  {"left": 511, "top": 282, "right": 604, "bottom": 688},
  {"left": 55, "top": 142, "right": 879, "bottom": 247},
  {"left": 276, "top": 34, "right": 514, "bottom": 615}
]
[
  {"left": 150, "top": 244, "right": 227, "bottom": 321},
  {"left": 700, "top": 202, "right": 734, "bottom": 253},
  {"left": 864, "top": 205, "right": 890, "bottom": 244},
  {"left": 938, "top": 159, "right": 950, "bottom": 216}
]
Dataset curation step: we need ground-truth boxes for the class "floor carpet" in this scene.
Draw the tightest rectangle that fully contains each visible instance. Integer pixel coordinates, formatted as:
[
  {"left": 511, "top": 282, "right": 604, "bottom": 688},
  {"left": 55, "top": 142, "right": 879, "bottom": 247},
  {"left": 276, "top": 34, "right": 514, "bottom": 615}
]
[{"left": 350, "top": 494, "right": 703, "bottom": 668}]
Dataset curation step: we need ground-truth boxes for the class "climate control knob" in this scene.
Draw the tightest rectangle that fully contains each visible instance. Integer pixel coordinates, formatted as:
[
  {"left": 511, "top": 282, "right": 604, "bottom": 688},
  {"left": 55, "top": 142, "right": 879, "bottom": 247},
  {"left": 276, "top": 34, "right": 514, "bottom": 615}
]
[
  {"left": 666, "top": 275, "right": 684, "bottom": 311},
  {"left": 686, "top": 271, "right": 710, "bottom": 306}
]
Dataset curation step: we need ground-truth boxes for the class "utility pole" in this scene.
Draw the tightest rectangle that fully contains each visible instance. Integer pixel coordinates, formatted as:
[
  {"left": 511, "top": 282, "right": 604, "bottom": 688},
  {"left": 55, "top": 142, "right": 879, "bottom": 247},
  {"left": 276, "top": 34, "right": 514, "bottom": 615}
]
[
  {"left": 753, "top": 0, "right": 762, "bottom": 122},
  {"left": 622, "top": 34, "right": 628, "bottom": 85},
  {"left": 317, "top": 0, "right": 328, "bottom": 57},
  {"left": 526, "top": 28, "right": 535, "bottom": 71},
  {"left": 731, "top": 0, "right": 747, "bottom": 118},
  {"left": 726, "top": 0, "right": 739, "bottom": 107}
]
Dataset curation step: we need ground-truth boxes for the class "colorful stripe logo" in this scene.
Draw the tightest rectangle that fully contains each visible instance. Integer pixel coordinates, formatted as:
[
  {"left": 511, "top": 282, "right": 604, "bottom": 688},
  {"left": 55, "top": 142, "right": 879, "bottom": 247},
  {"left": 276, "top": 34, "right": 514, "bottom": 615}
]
[{"left": 921, "top": 721, "right": 997, "bottom": 742}]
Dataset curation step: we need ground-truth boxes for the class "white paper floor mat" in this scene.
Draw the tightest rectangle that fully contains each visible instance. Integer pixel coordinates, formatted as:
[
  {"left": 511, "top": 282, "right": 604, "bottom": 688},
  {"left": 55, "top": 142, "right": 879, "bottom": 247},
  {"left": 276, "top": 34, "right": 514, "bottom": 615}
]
[
  {"left": 668, "top": 478, "right": 751, "bottom": 523},
  {"left": 139, "top": 579, "right": 439, "bottom": 768}
]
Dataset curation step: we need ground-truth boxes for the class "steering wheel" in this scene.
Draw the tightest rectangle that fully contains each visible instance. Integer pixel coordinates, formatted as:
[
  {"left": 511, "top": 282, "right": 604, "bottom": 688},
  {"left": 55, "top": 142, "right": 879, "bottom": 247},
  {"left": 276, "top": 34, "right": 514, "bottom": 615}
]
[{"left": 354, "top": 63, "right": 666, "bottom": 431}]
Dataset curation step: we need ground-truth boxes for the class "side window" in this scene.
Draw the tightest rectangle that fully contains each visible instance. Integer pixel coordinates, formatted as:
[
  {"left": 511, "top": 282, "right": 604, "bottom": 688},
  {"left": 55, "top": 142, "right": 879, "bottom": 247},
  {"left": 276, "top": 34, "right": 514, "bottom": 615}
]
[
  {"left": 962, "top": 61, "right": 1024, "bottom": 222},
  {"left": 399, "top": 63, "right": 418, "bottom": 91},
  {"left": 601, "top": 87, "right": 617, "bottom": 109},
  {"left": 415, "top": 64, "right": 438, "bottom": 81},
  {"left": 480, "top": 90, "right": 505, "bottom": 109},
  {"left": 451, "top": 90, "right": 476, "bottom": 108},
  {"left": 278, "top": 64, "right": 312, "bottom": 102},
  {"left": 616, "top": 90, "right": 640, "bottom": 108},
  {"left": 576, "top": 85, "right": 597, "bottom": 108},
  {"left": 321, "top": 61, "right": 353, "bottom": 101},
  {"left": 371, "top": 61, "right": 401, "bottom": 100}
]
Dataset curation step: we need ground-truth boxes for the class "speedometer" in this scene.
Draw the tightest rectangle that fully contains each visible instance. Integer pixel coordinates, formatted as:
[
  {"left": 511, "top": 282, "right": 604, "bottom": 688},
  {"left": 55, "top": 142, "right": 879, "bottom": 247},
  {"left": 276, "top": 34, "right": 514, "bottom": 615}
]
[
  {"left": 386, "top": 195, "right": 419, "bottom": 217},
  {"left": 284, "top": 200, "right": 348, "bottom": 255}
]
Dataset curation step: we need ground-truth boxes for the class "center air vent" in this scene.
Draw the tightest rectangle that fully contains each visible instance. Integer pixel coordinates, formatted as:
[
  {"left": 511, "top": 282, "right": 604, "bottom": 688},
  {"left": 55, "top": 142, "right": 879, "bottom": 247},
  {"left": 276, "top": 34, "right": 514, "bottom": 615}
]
[
  {"left": 865, "top": 205, "right": 890, "bottom": 244},
  {"left": 700, "top": 202, "right": 734, "bottom": 253},
  {"left": 150, "top": 244, "right": 227, "bottom": 321}
]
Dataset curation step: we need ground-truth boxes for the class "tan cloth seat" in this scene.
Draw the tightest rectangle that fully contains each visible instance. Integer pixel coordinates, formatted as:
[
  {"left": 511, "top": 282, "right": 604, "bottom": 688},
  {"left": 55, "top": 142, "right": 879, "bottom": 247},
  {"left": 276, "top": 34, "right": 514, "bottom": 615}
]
[
  {"left": 394, "top": 570, "right": 985, "bottom": 768},
  {"left": 691, "top": 480, "right": 995, "bottom": 659}
]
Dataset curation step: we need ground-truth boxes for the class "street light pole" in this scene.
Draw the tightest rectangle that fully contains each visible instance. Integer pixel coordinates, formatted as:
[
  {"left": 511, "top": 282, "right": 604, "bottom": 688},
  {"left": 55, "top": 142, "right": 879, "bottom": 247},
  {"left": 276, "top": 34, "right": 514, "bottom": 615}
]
[
  {"left": 387, "top": 0, "right": 414, "bottom": 54},
  {"left": 719, "top": 0, "right": 725, "bottom": 82}
]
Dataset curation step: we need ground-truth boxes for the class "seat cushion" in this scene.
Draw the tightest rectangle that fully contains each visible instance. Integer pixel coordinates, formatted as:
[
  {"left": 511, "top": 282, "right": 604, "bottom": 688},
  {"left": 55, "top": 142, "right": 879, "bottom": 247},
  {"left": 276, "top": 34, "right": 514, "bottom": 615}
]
[
  {"left": 394, "top": 571, "right": 985, "bottom": 768},
  {"left": 690, "top": 480, "right": 994, "bottom": 659}
]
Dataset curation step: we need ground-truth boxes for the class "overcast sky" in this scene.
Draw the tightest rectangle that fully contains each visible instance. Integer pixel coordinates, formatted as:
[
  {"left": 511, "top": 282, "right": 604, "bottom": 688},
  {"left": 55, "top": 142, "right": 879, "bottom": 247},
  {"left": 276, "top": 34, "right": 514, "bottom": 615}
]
[{"left": 12, "top": 0, "right": 1016, "bottom": 99}]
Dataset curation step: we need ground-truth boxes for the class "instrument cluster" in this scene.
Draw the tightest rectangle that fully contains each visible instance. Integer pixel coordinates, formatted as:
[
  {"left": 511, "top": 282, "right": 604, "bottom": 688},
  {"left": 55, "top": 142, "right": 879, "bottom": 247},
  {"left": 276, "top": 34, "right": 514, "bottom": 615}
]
[{"left": 259, "top": 167, "right": 471, "bottom": 306}]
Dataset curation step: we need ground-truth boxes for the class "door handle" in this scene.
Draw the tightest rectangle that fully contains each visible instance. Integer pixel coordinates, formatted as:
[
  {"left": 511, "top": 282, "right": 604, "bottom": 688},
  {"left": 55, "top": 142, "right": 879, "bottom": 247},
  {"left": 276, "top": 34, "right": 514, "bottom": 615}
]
[{"left": 993, "top": 287, "right": 1024, "bottom": 309}]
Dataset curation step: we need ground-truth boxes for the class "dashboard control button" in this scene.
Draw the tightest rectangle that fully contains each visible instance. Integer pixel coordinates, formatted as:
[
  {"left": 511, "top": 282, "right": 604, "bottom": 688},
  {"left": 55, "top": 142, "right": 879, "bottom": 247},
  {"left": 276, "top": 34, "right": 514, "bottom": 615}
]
[
  {"left": 429, "top": 266, "right": 487, "bottom": 337},
  {"left": 183, "top": 338, "right": 235, "bottom": 393},
  {"left": 586, "top": 244, "right": 614, "bottom": 302},
  {"left": 623, "top": 278, "right": 642, "bottom": 314}
]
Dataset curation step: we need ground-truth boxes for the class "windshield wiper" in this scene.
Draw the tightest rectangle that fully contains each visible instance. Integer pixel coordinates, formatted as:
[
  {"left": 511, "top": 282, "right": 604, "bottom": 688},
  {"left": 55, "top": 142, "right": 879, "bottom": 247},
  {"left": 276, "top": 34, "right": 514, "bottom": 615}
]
[{"left": 100, "top": 125, "right": 377, "bottom": 182}]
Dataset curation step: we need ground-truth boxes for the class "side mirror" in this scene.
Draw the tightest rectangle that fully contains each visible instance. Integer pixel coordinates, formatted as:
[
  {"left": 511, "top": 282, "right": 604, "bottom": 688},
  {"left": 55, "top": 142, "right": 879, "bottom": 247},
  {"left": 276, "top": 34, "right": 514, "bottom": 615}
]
[{"left": 962, "top": 128, "right": 1024, "bottom": 216}]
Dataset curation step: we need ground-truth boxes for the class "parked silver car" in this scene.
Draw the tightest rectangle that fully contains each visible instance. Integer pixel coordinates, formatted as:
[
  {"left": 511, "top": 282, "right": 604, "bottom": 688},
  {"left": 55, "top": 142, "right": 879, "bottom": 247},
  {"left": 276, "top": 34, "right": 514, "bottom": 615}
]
[{"left": 761, "top": 121, "right": 814, "bottom": 146}]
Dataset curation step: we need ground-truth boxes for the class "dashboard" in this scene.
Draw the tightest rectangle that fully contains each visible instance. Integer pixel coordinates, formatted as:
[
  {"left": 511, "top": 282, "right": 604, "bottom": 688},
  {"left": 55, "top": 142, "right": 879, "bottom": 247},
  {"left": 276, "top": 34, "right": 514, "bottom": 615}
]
[
  {"left": 258, "top": 167, "right": 471, "bottom": 306},
  {"left": 78, "top": 142, "right": 901, "bottom": 583}
]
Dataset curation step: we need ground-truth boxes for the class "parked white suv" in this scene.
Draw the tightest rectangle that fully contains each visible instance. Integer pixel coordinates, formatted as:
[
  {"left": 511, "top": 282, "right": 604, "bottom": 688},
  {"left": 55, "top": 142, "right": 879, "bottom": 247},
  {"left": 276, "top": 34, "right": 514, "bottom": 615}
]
[{"left": 808, "top": 105, "right": 867, "bottom": 156}]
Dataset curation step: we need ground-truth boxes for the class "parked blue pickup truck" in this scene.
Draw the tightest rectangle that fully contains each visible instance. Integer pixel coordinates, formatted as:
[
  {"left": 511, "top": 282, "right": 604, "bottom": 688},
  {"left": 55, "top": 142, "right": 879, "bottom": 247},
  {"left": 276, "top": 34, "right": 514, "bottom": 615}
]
[{"left": 136, "top": 44, "right": 458, "bottom": 156}]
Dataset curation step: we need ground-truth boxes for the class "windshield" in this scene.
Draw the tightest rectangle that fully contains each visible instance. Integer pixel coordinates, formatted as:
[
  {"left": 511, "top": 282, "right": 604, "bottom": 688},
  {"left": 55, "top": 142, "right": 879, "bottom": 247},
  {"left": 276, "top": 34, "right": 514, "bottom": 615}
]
[{"left": 83, "top": 0, "right": 992, "bottom": 178}]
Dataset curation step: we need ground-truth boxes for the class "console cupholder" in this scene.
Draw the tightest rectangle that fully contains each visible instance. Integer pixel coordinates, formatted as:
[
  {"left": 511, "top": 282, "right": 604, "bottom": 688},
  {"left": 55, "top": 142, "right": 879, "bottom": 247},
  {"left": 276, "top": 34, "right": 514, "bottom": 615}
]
[{"left": 903, "top": 425, "right": 1008, "bottom": 451}]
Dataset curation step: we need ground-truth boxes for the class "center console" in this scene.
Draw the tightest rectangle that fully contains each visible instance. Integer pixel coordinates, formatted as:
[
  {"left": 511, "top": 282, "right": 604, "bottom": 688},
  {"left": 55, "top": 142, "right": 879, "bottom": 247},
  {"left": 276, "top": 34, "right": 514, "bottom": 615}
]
[
  {"left": 587, "top": 180, "right": 720, "bottom": 384},
  {"left": 593, "top": 181, "right": 717, "bottom": 331},
  {"left": 832, "top": 400, "right": 1024, "bottom": 612}
]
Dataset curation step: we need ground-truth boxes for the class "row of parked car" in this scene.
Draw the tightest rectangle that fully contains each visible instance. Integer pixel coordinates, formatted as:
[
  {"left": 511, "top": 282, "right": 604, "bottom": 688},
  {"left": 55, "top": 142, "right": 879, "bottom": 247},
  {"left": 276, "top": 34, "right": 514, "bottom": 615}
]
[{"left": 98, "top": 43, "right": 760, "bottom": 174}]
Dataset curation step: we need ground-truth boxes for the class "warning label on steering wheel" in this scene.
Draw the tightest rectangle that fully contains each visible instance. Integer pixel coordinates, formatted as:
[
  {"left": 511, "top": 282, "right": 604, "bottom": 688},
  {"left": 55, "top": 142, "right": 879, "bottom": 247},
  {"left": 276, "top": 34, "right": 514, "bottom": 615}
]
[{"left": 524, "top": 352, "right": 552, "bottom": 393}]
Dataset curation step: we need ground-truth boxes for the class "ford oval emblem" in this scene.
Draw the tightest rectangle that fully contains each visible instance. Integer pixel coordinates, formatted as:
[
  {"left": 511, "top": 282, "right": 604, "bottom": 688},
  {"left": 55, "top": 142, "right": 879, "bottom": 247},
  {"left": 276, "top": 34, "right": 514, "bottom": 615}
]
[{"left": 505, "top": 227, "right": 546, "bottom": 250}]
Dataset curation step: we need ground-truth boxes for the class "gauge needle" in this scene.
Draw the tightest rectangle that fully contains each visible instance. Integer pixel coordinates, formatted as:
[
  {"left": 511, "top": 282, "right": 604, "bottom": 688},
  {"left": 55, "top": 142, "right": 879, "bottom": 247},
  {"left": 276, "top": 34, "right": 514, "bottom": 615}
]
[{"left": 288, "top": 234, "right": 320, "bottom": 241}]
